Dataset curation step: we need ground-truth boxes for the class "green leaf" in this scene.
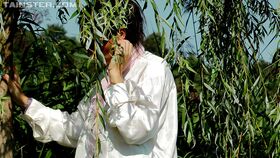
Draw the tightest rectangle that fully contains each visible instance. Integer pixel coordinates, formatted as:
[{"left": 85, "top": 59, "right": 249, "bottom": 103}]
[
  {"left": 150, "top": 0, "right": 158, "bottom": 15},
  {"left": 158, "top": 16, "right": 175, "bottom": 31},
  {"left": 184, "top": 78, "right": 189, "bottom": 94},
  {"left": 177, "top": 36, "right": 190, "bottom": 50},
  {"left": 274, "top": 110, "right": 280, "bottom": 127},
  {"left": 70, "top": 10, "right": 79, "bottom": 19},
  {"left": 187, "top": 129, "right": 193, "bottom": 143},
  {"left": 143, "top": 0, "right": 148, "bottom": 10},
  {"left": 160, "top": 29, "right": 166, "bottom": 55},
  {"left": 45, "top": 150, "right": 52, "bottom": 158},
  {"left": 80, "top": 72, "right": 90, "bottom": 82},
  {"left": 166, "top": 8, "right": 173, "bottom": 20},
  {"left": 73, "top": 53, "right": 90, "bottom": 60},
  {"left": 183, "top": 59, "right": 197, "bottom": 74},
  {"left": 180, "top": 104, "right": 186, "bottom": 128},
  {"left": 251, "top": 76, "right": 260, "bottom": 90},
  {"left": 52, "top": 51, "right": 61, "bottom": 65},
  {"left": 203, "top": 83, "right": 215, "bottom": 93},
  {"left": 242, "top": 78, "right": 248, "bottom": 96},
  {"left": 164, "top": 0, "right": 171, "bottom": 10}
]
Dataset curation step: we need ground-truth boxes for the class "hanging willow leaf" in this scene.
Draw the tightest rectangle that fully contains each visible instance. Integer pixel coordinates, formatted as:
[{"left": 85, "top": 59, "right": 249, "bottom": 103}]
[
  {"left": 70, "top": 10, "right": 79, "bottom": 19},
  {"left": 203, "top": 83, "right": 215, "bottom": 94},
  {"left": 176, "top": 36, "right": 190, "bottom": 50},
  {"left": 143, "top": 0, "right": 148, "bottom": 10}
]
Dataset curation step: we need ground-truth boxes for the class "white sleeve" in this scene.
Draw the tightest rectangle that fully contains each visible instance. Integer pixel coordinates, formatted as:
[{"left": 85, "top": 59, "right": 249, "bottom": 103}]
[
  {"left": 104, "top": 71, "right": 169, "bottom": 145},
  {"left": 21, "top": 99, "right": 86, "bottom": 148}
]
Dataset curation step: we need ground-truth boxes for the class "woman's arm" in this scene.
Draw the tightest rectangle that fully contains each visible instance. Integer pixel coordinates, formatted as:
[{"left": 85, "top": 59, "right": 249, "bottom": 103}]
[
  {"left": 3, "top": 74, "right": 87, "bottom": 147},
  {"left": 22, "top": 98, "right": 86, "bottom": 147},
  {"left": 105, "top": 65, "right": 174, "bottom": 145}
]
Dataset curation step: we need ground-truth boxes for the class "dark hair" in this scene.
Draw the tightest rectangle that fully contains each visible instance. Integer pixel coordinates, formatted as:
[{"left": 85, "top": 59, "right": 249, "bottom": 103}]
[
  {"left": 79, "top": 0, "right": 145, "bottom": 47},
  {"left": 125, "top": 0, "right": 145, "bottom": 46}
]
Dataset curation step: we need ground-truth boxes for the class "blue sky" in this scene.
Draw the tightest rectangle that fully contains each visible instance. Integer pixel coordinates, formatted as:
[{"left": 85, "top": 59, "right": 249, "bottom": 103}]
[{"left": 40, "top": 0, "right": 279, "bottom": 62}]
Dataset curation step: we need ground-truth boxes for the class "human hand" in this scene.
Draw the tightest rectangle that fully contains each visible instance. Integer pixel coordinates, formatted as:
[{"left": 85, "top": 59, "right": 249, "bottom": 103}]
[
  {"left": 2, "top": 74, "right": 29, "bottom": 109},
  {"left": 107, "top": 39, "right": 133, "bottom": 84}
]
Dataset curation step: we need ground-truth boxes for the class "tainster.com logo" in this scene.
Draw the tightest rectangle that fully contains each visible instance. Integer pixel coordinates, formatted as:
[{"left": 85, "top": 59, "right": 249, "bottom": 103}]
[{"left": 3, "top": 0, "right": 77, "bottom": 8}]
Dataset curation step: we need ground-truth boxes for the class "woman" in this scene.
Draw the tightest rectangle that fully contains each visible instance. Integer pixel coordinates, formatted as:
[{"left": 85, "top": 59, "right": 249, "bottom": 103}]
[{"left": 3, "top": 1, "right": 178, "bottom": 157}]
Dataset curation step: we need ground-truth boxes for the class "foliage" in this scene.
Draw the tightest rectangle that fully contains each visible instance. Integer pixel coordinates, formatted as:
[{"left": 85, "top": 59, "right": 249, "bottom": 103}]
[
  {"left": 12, "top": 23, "right": 92, "bottom": 157},
  {"left": 143, "top": 32, "right": 169, "bottom": 57},
  {"left": 176, "top": 0, "right": 280, "bottom": 157},
  {"left": 1, "top": 0, "right": 279, "bottom": 157},
  {"left": 9, "top": 0, "right": 183, "bottom": 156}
]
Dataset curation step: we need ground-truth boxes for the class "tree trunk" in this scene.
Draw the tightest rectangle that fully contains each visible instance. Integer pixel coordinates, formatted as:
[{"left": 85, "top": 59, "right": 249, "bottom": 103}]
[
  {"left": 0, "top": 82, "right": 13, "bottom": 158},
  {"left": 0, "top": 2, "right": 20, "bottom": 157}
]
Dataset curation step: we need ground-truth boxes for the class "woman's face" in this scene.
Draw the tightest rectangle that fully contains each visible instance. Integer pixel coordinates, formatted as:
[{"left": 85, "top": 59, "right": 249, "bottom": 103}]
[{"left": 101, "top": 30, "right": 126, "bottom": 65}]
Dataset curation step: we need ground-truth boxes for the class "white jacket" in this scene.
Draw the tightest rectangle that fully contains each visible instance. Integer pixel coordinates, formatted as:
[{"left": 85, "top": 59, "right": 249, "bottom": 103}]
[{"left": 22, "top": 51, "right": 178, "bottom": 158}]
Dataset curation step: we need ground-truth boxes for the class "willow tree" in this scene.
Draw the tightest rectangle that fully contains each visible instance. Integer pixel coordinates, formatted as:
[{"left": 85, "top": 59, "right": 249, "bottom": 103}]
[
  {"left": 177, "top": 0, "right": 280, "bottom": 157},
  {"left": 3, "top": 0, "right": 183, "bottom": 157},
  {"left": 0, "top": 0, "right": 20, "bottom": 157}
]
